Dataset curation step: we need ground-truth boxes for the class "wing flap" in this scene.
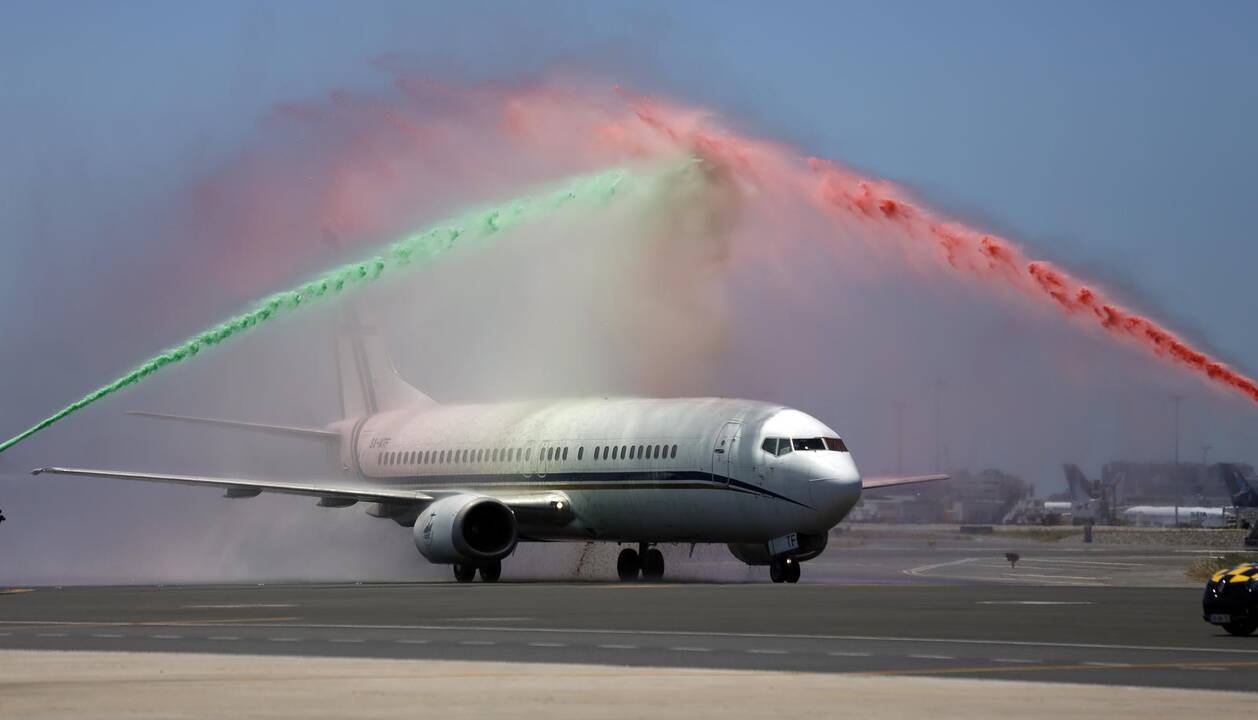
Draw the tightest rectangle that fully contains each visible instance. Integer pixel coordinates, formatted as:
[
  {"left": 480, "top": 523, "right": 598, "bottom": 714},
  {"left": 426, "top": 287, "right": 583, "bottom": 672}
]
[
  {"left": 862, "top": 474, "right": 949, "bottom": 490},
  {"left": 32, "top": 466, "right": 431, "bottom": 504}
]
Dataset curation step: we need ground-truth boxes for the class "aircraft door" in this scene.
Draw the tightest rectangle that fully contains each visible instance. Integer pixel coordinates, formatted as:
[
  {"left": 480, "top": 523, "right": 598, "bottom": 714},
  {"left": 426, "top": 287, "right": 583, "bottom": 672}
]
[{"left": 711, "top": 422, "right": 741, "bottom": 484}]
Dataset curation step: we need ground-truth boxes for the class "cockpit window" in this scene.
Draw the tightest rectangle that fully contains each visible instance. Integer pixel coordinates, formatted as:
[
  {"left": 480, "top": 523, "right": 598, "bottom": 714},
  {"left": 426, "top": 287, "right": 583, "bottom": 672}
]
[
  {"left": 761, "top": 437, "right": 794, "bottom": 456},
  {"left": 788, "top": 436, "right": 849, "bottom": 452},
  {"left": 792, "top": 437, "right": 826, "bottom": 451},
  {"left": 824, "top": 436, "right": 849, "bottom": 452}
]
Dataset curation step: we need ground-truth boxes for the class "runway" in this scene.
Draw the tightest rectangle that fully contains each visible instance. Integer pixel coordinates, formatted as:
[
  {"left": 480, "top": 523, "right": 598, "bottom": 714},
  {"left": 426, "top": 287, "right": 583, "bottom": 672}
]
[{"left": 2, "top": 581, "right": 1254, "bottom": 692}]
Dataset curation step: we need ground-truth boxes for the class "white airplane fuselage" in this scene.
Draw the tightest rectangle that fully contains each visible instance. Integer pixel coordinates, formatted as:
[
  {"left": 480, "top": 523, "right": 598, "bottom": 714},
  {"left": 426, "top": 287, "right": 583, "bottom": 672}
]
[{"left": 339, "top": 396, "right": 864, "bottom": 544}]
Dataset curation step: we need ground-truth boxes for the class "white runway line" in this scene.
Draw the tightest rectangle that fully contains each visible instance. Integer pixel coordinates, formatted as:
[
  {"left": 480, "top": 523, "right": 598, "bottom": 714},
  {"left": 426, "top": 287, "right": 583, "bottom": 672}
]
[
  {"left": 597, "top": 644, "right": 638, "bottom": 650},
  {"left": 329, "top": 638, "right": 364, "bottom": 644},
  {"left": 1082, "top": 662, "right": 1132, "bottom": 667},
  {"left": 527, "top": 642, "right": 566, "bottom": 648},
  {"left": 269, "top": 638, "right": 302, "bottom": 642},
  {"left": 908, "top": 654, "right": 954, "bottom": 660},
  {"left": 1179, "top": 666, "right": 1228, "bottom": 672},
  {"left": 992, "top": 658, "right": 1040, "bottom": 664},
  {"left": 670, "top": 647, "right": 712, "bottom": 653},
  {"left": 828, "top": 651, "right": 872, "bottom": 657},
  {"left": 36, "top": 633, "right": 67, "bottom": 638},
  {"left": 149, "top": 635, "right": 182, "bottom": 640},
  {"left": 91, "top": 634, "right": 124, "bottom": 639},
  {"left": 207, "top": 636, "right": 240, "bottom": 641},
  {"left": 746, "top": 649, "right": 789, "bottom": 655},
  {"left": 458, "top": 640, "right": 496, "bottom": 646},
  {"left": 184, "top": 604, "right": 297, "bottom": 609},
  {"left": 395, "top": 639, "right": 429, "bottom": 645}
]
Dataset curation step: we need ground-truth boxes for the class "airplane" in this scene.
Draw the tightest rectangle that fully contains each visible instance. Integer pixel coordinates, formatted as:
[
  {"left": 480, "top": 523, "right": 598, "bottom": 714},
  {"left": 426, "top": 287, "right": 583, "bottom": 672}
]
[
  {"left": 31, "top": 325, "right": 945, "bottom": 584},
  {"left": 1219, "top": 463, "right": 1258, "bottom": 508},
  {"left": 1117, "top": 504, "right": 1229, "bottom": 528}
]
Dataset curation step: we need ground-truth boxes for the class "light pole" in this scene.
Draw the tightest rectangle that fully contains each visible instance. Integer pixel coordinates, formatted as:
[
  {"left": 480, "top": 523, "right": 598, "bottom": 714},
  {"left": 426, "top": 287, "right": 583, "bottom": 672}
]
[
  {"left": 895, "top": 401, "right": 905, "bottom": 475},
  {"left": 1171, "top": 394, "right": 1184, "bottom": 464}
]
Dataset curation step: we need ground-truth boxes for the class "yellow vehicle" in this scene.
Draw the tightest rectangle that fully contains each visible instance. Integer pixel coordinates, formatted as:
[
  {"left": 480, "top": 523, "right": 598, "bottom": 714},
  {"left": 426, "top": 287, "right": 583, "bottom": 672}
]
[{"left": 1203, "top": 562, "right": 1258, "bottom": 636}]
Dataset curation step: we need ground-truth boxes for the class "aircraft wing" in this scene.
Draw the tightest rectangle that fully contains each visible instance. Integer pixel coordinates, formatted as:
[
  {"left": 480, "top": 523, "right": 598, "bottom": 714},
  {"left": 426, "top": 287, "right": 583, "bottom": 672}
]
[
  {"left": 31, "top": 466, "right": 432, "bottom": 504},
  {"left": 861, "top": 474, "right": 949, "bottom": 490}
]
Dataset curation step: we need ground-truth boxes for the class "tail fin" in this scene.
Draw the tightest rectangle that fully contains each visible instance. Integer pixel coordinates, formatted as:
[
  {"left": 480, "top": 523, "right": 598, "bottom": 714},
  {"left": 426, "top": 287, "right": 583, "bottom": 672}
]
[
  {"left": 1063, "top": 464, "right": 1088, "bottom": 500},
  {"left": 336, "top": 312, "right": 435, "bottom": 419},
  {"left": 1219, "top": 464, "right": 1258, "bottom": 507},
  {"left": 1220, "top": 464, "right": 1248, "bottom": 496}
]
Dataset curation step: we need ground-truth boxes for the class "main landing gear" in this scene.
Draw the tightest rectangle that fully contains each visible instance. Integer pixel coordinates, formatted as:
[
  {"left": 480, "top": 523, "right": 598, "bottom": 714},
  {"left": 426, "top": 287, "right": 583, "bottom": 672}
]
[
  {"left": 769, "top": 556, "right": 801, "bottom": 584},
  {"left": 453, "top": 560, "right": 502, "bottom": 583},
  {"left": 618, "top": 543, "right": 665, "bottom": 581}
]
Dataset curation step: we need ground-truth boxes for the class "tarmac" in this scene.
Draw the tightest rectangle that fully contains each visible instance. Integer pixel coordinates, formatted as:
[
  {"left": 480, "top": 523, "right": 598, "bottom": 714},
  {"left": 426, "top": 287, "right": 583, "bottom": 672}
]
[{"left": 1, "top": 533, "right": 1253, "bottom": 717}]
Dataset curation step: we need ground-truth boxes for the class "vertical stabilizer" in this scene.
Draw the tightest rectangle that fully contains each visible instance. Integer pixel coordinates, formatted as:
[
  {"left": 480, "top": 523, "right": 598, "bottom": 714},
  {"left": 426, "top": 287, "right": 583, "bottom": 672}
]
[
  {"left": 1063, "top": 464, "right": 1088, "bottom": 501},
  {"left": 336, "top": 311, "right": 435, "bottom": 420}
]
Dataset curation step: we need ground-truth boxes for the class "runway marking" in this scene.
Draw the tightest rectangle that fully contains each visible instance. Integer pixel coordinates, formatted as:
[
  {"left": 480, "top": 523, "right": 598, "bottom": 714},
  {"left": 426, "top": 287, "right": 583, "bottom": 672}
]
[
  {"left": 269, "top": 637, "right": 302, "bottom": 642},
  {"left": 395, "top": 639, "right": 429, "bottom": 645},
  {"left": 217, "top": 622, "right": 1258, "bottom": 657},
  {"left": 597, "top": 644, "right": 638, "bottom": 650},
  {"left": 1006, "top": 573, "right": 1104, "bottom": 582},
  {"left": 670, "top": 646, "right": 711, "bottom": 653},
  {"left": 36, "top": 633, "right": 66, "bottom": 638},
  {"left": 908, "top": 654, "right": 954, "bottom": 660},
  {"left": 207, "top": 636, "right": 240, "bottom": 641},
  {"left": 329, "top": 638, "right": 364, "bottom": 644},
  {"left": 904, "top": 558, "right": 978, "bottom": 576},
  {"left": 747, "top": 649, "right": 789, "bottom": 655},
  {"left": 856, "top": 659, "right": 1258, "bottom": 678},
  {"left": 828, "top": 652, "right": 872, "bottom": 658},
  {"left": 91, "top": 633, "right": 124, "bottom": 639},
  {"left": 458, "top": 640, "right": 496, "bottom": 646},
  {"left": 976, "top": 601, "right": 1094, "bottom": 606},
  {"left": 1179, "top": 666, "right": 1228, "bottom": 672},
  {"left": 992, "top": 658, "right": 1039, "bottom": 664},
  {"left": 1082, "top": 661, "right": 1132, "bottom": 667},
  {"left": 0, "top": 617, "right": 297, "bottom": 628},
  {"left": 437, "top": 617, "right": 532, "bottom": 622},
  {"left": 184, "top": 604, "right": 298, "bottom": 609},
  {"left": 150, "top": 634, "right": 182, "bottom": 640},
  {"left": 527, "top": 642, "right": 567, "bottom": 648}
]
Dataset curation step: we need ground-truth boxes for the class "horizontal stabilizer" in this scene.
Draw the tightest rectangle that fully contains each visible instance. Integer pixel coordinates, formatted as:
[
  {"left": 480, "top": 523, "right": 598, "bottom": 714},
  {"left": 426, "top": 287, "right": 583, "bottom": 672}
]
[
  {"left": 32, "top": 466, "right": 430, "bottom": 504},
  {"left": 126, "top": 411, "right": 339, "bottom": 441},
  {"left": 862, "top": 474, "right": 949, "bottom": 490}
]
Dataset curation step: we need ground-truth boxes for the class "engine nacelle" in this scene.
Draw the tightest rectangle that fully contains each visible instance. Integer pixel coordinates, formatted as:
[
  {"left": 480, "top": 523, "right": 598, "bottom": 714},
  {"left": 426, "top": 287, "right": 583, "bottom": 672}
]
[
  {"left": 413, "top": 494, "right": 518, "bottom": 564},
  {"left": 727, "top": 532, "right": 829, "bottom": 565}
]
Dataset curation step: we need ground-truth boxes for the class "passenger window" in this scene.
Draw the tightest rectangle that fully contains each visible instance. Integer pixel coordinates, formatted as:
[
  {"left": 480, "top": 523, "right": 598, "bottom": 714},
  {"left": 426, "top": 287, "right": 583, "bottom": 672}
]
[
  {"left": 604, "top": 445, "right": 610, "bottom": 459},
  {"left": 612, "top": 447, "right": 619, "bottom": 460},
  {"left": 654, "top": 445, "right": 661, "bottom": 459},
  {"left": 629, "top": 446, "right": 636, "bottom": 460},
  {"left": 593, "top": 446, "right": 600, "bottom": 460},
  {"left": 562, "top": 447, "right": 568, "bottom": 461},
  {"left": 671, "top": 444, "right": 678, "bottom": 459},
  {"left": 578, "top": 447, "right": 584, "bottom": 460}
]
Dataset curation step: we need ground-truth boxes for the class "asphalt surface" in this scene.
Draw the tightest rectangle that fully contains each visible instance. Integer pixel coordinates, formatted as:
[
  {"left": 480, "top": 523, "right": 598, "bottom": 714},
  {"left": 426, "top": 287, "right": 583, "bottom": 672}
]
[{"left": 2, "top": 580, "right": 1255, "bottom": 692}]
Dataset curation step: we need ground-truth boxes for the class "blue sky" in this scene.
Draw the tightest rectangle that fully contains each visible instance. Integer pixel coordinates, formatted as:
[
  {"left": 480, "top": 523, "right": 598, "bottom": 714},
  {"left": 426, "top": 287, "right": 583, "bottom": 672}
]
[
  {"left": 2, "top": 1, "right": 1257, "bottom": 582},
  {"left": 2, "top": 0, "right": 1257, "bottom": 470}
]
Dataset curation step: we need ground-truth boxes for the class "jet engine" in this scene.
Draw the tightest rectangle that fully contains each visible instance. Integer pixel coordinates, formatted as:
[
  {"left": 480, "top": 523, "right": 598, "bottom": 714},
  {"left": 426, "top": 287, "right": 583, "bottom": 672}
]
[
  {"left": 413, "top": 494, "right": 518, "bottom": 565},
  {"left": 727, "top": 531, "right": 829, "bottom": 565}
]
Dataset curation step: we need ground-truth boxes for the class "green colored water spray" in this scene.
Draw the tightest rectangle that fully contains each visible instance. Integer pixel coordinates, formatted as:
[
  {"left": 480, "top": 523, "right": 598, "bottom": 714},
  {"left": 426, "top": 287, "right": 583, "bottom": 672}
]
[{"left": 1, "top": 162, "right": 680, "bottom": 455}]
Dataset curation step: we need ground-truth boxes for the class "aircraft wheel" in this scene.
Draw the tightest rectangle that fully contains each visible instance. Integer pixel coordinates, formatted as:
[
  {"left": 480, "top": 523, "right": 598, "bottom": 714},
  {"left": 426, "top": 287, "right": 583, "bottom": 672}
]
[
  {"left": 617, "top": 548, "right": 641, "bottom": 581},
  {"left": 769, "top": 559, "right": 785, "bottom": 583},
  {"left": 479, "top": 560, "right": 502, "bottom": 583},
  {"left": 641, "top": 548, "right": 665, "bottom": 581},
  {"left": 784, "top": 558, "right": 801, "bottom": 584},
  {"left": 453, "top": 563, "right": 477, "bottom": 583},
  {"left": 1224, "top": 620, "right": 1257, "bottom": 637}
]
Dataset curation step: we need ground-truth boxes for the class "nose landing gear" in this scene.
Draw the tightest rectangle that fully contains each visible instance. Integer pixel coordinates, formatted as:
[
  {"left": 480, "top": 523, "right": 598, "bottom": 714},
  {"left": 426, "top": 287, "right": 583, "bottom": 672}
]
[{"left": 769, "top": 556, "right": 801, "bottom": 584}]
